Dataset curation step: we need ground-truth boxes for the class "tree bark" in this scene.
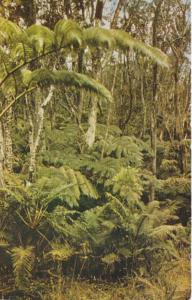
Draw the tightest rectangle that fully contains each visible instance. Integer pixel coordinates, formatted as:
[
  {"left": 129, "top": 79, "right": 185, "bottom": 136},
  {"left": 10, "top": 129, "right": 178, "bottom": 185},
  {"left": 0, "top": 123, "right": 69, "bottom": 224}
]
[
  {"left": 111, "top": 0, "right": 125, "bottom": 29},
  {"left": 22, "top": 0, "right": 37, "bottom": 26},
  {"left": 85, "top": 1, "right": 103, "bottom": 148},
  {"left": 140, "top": 72, "right": 146, "bottom": 138},
  {"left": 0, "top": 121, "right": 5, "bottom": 188},
  {"left": 28, "top": 86, "right": 54, "bottom": 182},
  {"left": 149, "top": 0, "right": 163, "bottom": 202},
  {"left": 85, "top": 98, "right": 98, "bottom": 148},
  {"left": 3, "top": 97, "right": 13, "bottom": 172}
]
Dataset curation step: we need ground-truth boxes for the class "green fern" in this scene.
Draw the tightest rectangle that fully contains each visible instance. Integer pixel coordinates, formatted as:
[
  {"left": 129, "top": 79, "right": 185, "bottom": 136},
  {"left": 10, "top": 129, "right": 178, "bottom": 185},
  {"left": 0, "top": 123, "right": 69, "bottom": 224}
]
[
  {"left": 47, "top": 242, "right": 74, "bottom": 261},
  {"left": 24, "top": 69, "right": 112, "bottom": 102},
  {"left": 84, "top": 27, "right": 170, "bottom": 67},
  {"left": 54, "top": 19, "right": 83, "bottom": 48},
  {"left": 101, "top": 252, "right": 119, "bottom": 265},
  {"left": 11, "top": 246, "right": 34, "bottom": 288},
  {"left": 26, "top": 24, "right": 55, "bottom": 53},
  {"left": 36, "top": 166, "right": 99, "bottom": 208},
  {"left": 105, "top": 167, "right": 143, "bottom": 202},
  {"left": 0, "top": 17, "right": 22, "bottom": 44},
  {"left": 0, "top": 230, "right": 9, "bottom": 248}
]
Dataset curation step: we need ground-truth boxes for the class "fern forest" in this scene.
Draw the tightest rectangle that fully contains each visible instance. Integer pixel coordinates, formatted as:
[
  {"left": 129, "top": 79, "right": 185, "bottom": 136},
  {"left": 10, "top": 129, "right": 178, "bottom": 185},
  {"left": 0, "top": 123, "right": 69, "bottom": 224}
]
[{"left": 0, "top": 1, "right": 191, "bottom": 299}]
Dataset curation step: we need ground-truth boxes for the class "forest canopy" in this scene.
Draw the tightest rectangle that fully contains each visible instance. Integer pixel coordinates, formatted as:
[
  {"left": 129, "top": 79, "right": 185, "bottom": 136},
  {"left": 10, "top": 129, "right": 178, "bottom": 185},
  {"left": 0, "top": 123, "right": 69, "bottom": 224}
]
[{"left": 0, "top": 0, "right": 190, "bottom": 299}]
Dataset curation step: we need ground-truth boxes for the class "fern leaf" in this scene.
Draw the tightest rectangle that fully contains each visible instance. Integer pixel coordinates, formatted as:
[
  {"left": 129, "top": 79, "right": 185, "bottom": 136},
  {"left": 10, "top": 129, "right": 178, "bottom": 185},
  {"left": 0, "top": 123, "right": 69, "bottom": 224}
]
[
  {"left": 26, "top": 24, "right": 54, "bottom": 53},
  {"left": 25, "top": 68, "right": 112, "bottom": 102},
  {"left": 84, "top": 26, "right": 170, "bottom": 67},
  {"left": 54, "top": 19, "right": 83, "bottom": 48},
  {"left": 11, "top": 246, "right": 34, "bottom": 288},
  {"left": 47, "top": 242, "right": 74, "bottom": 261},
  {"left": 0, "top": 17, "right": 22, "bottom": 44}
]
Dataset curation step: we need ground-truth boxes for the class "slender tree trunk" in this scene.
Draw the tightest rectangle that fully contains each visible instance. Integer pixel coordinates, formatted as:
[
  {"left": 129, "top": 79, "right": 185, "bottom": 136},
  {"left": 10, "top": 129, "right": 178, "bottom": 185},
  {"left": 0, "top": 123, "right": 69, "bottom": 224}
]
[
  {"left": 85, "top": 98, "right": 98, "bottom": 148},
  {"left": 0, "top": 121, "right": 5, "bottom": 188},
  {"left": 28, "top": 86, "right": 54, "bottom": 182},
  {"left": 3, "top": 97, "right": 13, "bottom": 172},
  {"left": 101, "top": 65, "right": 117, "bottom": 158},
  {"left": 111, "top": 0, "right": 125, "bottom": 28},
  {"left": 173, "top": 63, "right": 181, "bottom": 140},
  {"left": 77, "top": 49, "right": 85, "bottom": 123},
  {"left": 85, "top": 1, "right": 104, "bottom": 148},
  {"left": 22, "top": 0, "right": 36, "bottom": 26},
  {"left": 149, "top": 0, "right": 163, "bottom": 202},
  {"left": 140, "top": 73, "right": 146, "bottom": 138}
]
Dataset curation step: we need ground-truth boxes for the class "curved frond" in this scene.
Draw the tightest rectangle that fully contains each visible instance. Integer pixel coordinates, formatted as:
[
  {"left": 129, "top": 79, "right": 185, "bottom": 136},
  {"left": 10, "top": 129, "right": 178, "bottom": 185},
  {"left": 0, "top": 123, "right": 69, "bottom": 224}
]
[
  {"left": 84, "top": 26, "right": 170, "bottom": 67},
  {"left": 46, "top": 242, "right": 74, "bottom": 261},
  {"left": 25, "top": 69, "right": 112, "bottom": 102},
  {"left": 84, "top": 27, "right": 116, "bottom": 49},
  {"left": 0, "top": 17, "right": 22, "bottom": 44},
  {"left": 112, "top": 30, "right": 170, "bottom": 67},
  {"left": 54, "top": 19, "right": 83, "bottom": 48},
  {"left": 26, "top": 25, "right": 54, "bottom": 53}
]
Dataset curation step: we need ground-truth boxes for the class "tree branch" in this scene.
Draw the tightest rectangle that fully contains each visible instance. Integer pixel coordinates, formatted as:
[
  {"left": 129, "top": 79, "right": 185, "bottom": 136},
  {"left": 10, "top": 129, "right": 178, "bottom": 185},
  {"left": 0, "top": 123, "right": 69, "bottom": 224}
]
[{"left": 0, "top": 87, "right": 36, "bottom": 119}]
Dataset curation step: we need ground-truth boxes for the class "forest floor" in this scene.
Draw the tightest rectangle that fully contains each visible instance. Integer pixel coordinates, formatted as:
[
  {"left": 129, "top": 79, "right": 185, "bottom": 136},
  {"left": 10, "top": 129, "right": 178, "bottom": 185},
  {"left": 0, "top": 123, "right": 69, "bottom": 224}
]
[{"left": 1, "top": 260, "right": 190, "bottom": 300}]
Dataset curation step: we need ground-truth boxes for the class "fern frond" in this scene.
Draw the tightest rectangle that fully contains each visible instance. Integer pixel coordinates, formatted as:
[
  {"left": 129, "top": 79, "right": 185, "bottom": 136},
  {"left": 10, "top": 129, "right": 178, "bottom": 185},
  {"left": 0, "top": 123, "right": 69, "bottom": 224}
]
[
  {"left": 11, "top": 246, "right": 34, "bottom": 288},
  {"left": 0, "top": 230, "right": 9, "bottom": 248},
  {"left": 54, "top": 19, "right": 83, "bottom": 48},
  {"left": 36, "top": 166, "right": 98, "bottom": 208},
  {"left": 112, "top": 29, "right": 170, "bottom": 67},
  {"left": 105, "top": 167, "right": 143, "bottom": 202},
  {"left": 25, "top": 68, "right": 112, "bottom": 102},
  {"left": 46, "top": 242, "right": 74, "bottom": 261},
  {"left": 26, "top": 24, "right": 54, "bottom": 53},
  {"left": 0, "top": 17, "right": 22, "bottom": 44},
  {"left": 84, "top": 27, "right": 170, "bottom": 67},
  {"left": 101, "top": 252, "right": 119, "bottom": 265},
  {"left": 84, "top": 27, "right": 116, "bottom": 49},
  {"left": 149, "top": 224, "right": 184, "bottom": 240}
]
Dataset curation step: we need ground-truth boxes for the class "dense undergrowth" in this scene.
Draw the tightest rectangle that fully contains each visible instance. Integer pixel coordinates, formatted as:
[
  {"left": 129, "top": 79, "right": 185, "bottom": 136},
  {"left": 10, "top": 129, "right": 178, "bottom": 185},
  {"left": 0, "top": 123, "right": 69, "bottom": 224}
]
[{"left": 0, "top": 122, "right": 190, "bottom": 299}]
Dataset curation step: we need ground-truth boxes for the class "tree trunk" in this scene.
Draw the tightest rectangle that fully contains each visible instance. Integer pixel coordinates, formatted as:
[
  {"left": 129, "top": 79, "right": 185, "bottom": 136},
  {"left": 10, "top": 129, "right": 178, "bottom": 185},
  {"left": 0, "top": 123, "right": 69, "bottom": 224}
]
[
  {"left": 22, "top": 0, "right": 37, "bottom": 26},
  {"left": 85, "top": 1, "right": 103, "bottom": 148},
  {"left": 28, "top": 86, "right": 54, "bottom": 182},
  {"left": 149, "top": 0, "right": 163, "bottom": 202},
  {"left": 85, "top": 98, "right": 98, "bottom": 148},
  {"left": 3, "top": 97, "right": 13, "bottom": 172},
  {"left": 0, "top": 121, "right": 5, "bottom": 188},
  {"left": 111, "top": 0, "right": 125, "bottom": 28},
  {"left": 77, "top": 49, "right": 85, "bottom": 123},
  {"left": 140, "top": 73, "right": 146, "bottom": 138}
]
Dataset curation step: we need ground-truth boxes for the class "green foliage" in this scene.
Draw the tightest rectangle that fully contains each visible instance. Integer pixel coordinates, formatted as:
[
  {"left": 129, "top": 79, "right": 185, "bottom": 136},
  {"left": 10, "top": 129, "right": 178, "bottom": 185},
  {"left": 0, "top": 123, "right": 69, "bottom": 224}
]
[
  {"left": 36, "top": 166, "right": 98, "bottom": 208},
  {"left": 24, "top": 68, "right": 112, "bottom": 102},
  {"left": 0, "top": 17, "right": 170, "bottom": 74},
  {"left": 26, "top": 24, "right": 55, "bottom": 53},
  {"left": 157, "top": 176, "right": 191, "bottom": 198},
  {"left": 11, "top": 246, "right": 34, "bottom": 289},
  {"left": 105, "top": 167, "right": 143, "bottom": 202},
  {"left": 0, "top": 16, "right": 22, "bottom": 44},
  {"left": 54, "top": 19, "right": 83, "bottom": 48},
  {"left": 47, "top": 242, "right": 74, "bottom": 261},
  {"left": 84, "top": 27, "right": 170, "bottom": 67}
]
